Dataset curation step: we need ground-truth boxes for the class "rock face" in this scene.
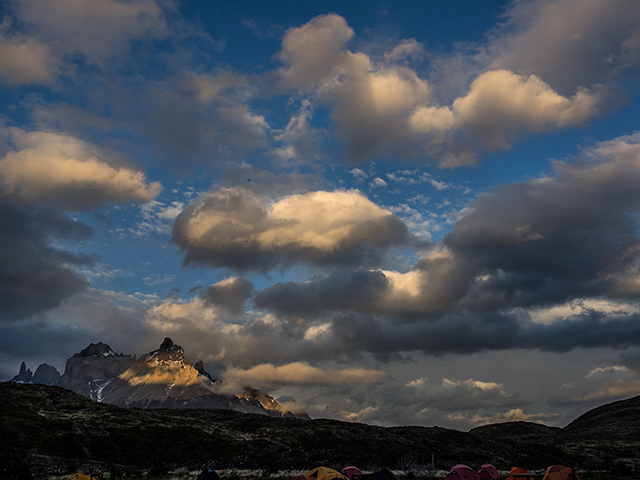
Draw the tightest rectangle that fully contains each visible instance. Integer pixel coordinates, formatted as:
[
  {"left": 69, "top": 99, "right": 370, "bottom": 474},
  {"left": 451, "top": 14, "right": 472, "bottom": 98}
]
[
  {"left": 10, "top": 337, "right": 308, "bottom": 419},
  {"left": 10, "top": 362, "right": 33, "bottom": 383},
  {"left": 32, "top": 364, "right": 61, "bottom": 385}
]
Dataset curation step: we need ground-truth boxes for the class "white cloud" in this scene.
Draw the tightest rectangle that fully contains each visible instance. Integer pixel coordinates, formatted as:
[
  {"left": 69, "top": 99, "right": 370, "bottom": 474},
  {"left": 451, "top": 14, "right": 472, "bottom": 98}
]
[
  {"left": 0, "top": 129, "right": 162, "bottom": 208},
  {"left": 172, "top": 187, "right": 412, "bottom": 271}
]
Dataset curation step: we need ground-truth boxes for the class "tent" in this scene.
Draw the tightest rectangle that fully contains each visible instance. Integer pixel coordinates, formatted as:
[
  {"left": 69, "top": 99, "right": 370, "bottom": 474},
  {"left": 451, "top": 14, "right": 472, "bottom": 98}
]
[
  {"left": 292, "top": 476, "right": 316, "bottom": 480},
  {"left": 478, "top": 465, "right": 500, "bottom": 480},
  {"left": 542, "top": 466, "right": 580, "bottom": 480},
  {"left": 342, "top": 467, "right": 364, "bottom": 480},
  {"left": 307, "top": 467, "right": 348, "bottom": 480},
  {"left": 197, "top": 468, "right": 221, "bottom": 480},
  {"left": 445, "top": 465, "right": 481, "bottom": 480},
  {"left": 72, "top": 474, "right": 96, "bottom": 480},
  {"left": 507, "top": 467, "right": 533, "bottom": 480}
]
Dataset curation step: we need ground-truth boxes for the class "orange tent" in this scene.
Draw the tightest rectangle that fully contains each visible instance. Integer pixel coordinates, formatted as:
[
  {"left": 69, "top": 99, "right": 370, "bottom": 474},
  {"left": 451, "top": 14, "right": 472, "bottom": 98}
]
[
  {"left": 542, "top": 466, "right": 580, "bottom": 480},
  {"left": 72, "top": 474, "right": 96, "bottom": 480},
  {"left": 507, "top": 467, "right": 533, "bottom": 480},
  {"left": 307, "top": 467, "right": 348, "bottom": 480}
]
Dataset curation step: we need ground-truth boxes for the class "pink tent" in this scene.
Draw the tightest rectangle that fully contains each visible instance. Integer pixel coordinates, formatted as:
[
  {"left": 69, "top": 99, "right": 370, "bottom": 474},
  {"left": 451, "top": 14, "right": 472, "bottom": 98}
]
[
  {"left": 445, "top": 465, "right": 481, "bottom": 480},
  {"left": 342, "top": 467, "right": 363, "bottom": 480},
  {"left": 478, "top": 465, "right": 500, "bottom": 480}
]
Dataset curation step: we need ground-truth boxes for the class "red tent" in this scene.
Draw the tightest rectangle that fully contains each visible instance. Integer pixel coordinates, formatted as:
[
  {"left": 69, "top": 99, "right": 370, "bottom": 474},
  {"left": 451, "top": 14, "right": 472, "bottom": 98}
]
[
  {"left": 342, "top": 467, "right": 363, "bottom": 480},
  {"left": 478, "top": 465, "right": 500, "bottom": 480},
  {"left": 445, "top": 465, "right": 481, "bottom": 480}
]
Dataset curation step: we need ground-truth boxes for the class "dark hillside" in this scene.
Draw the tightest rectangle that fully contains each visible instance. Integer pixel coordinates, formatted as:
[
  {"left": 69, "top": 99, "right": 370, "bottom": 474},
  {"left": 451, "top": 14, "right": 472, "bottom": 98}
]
[
  {"left": 556, "top": 395, "right": 640, "bottom": 463},
  {"left": 2, "top": 383, "right": 640, "bottom": 478}
]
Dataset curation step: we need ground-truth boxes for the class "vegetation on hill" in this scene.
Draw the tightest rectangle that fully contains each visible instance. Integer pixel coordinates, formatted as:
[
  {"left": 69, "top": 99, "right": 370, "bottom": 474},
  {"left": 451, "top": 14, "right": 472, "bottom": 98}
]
[{"left": 1, "top": 383, "right": 639, "bottom": 479}]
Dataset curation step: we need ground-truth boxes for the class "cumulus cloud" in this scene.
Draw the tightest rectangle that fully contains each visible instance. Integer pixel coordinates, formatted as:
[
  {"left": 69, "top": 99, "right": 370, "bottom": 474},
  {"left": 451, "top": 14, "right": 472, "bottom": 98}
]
[
  {"left": 486, "top": 0, "right": 640, "bottom": 92},
  {"left": 0, "top": 129, "right": 161, "bottom": 208},
  {"left": 0, "top": 0, "right": 168, "bottom": 86},
  {"left": 274, "top": 14, "right": 604, "bottom": 165},
  {"left": 254, "top": 133, "right": 640, "bottom": 357},
  {"left": 172, "top": 187, "right": 413, "bottom": 271},
  {"left": 427, "top": 70, "right": 600, "bottom": 164},
  {"left": 201, "top": 277, "right": 254, "bottom": 315}
]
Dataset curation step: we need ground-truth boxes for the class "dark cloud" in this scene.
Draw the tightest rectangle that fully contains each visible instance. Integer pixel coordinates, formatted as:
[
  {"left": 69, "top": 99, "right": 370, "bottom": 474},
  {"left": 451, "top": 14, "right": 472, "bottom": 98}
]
[
  {"left": 325, "top": 309, "right": 640, "bottom": 360},
  {"left": 254, "top": 269, "right": 389, "bottom": 316},
  {"left": 0, "top": 197, "right": 93, "bottom": 321},
  {"left": 202, "top": 277, "right": 254, "bottom": 315},
  {"left": 255, "top": 134, "right": 640, "bottom": 326},
  {"left": 487, "top": 0, "right": 640, "bottom": 94}
]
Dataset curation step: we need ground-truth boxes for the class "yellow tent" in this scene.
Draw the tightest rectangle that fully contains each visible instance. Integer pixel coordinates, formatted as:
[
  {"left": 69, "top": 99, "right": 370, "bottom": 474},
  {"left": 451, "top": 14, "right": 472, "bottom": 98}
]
[
  {"left": 72, "top": 474, "right": 97, "bottom": 480},
  {"left": 307, "top": 467, "right": 348, "bottom": 480}
]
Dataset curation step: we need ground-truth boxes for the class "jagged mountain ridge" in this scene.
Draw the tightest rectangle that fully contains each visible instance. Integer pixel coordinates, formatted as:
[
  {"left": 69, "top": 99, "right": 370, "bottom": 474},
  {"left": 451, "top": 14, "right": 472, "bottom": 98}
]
[{"left": 11, "top": 337, "right": 308, "bottom": 419}]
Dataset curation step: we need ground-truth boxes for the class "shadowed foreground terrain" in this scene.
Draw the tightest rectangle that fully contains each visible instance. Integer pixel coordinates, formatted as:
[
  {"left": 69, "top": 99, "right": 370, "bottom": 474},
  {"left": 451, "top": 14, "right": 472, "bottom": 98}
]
[{"left": 1, "top": 383, "right": 640, "bottom": 478}]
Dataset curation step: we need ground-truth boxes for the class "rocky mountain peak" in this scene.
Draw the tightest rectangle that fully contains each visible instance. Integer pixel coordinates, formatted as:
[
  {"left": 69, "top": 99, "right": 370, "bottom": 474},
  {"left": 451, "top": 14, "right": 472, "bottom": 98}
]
[
  {"left": 74, "top": 342, "right": 118, "bottom": 358},
  {"left": 148, "top": 337, "right": 188, "bottom": 364},
  {"left": 11, "top": 362, "right": 33, "bottom": 383},
  {"left": 194, "top": 359, "right": 215, "bottom": 381},
  {"left": 32, "top": 364, "right": 61, "bottom": 385}
]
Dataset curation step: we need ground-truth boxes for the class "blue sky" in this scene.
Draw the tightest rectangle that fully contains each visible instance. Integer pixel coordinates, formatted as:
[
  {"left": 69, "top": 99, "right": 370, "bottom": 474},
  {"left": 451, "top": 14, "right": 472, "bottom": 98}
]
[{"left": 2, "top": 0, "right": 640, "bottom": 430}]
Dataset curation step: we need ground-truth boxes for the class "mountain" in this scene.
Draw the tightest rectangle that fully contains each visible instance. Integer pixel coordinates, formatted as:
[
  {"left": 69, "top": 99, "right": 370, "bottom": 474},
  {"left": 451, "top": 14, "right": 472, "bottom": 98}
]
[
  {"left": 11, "top": 337, "right": 307, "bottom": 419},
  {"left": 1, "top": 382, "right": 639, "bottom": 479}
]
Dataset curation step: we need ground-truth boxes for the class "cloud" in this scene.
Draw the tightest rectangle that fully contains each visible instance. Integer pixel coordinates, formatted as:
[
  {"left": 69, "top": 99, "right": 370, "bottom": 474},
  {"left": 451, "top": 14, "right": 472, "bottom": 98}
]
[
  {"left": 275, "top": 14, "right": 604, "bottom": 165},
  {"left": 0, "top": 0, "right": 168, "bottom": 86},
  {"left": 201, "top": 277, "right": 254, "bottom": 315},
  {"left": 277, "top": 14, "right": 355, "bottom": 92},
  {"left": 0, "top": 33, "right": 59, "bottom": 85},
  {"left": 429, "top": 70, "right": 600, "bottom": 164},
  {"left": 550, "top": 363, "right": 640, "bottom": 408},
  {"left": 0, "top": 198, "right": 93, "bottom": 321},
  {"left": 220, "top": 362, "right": 388, "bottom": 391},
  {"left": 15, "top": 0, "right": 168, "bottom": 64},
  {"left": 0, "top": 129, "right": 162, "bottom": 209},
  {"left": 172, "top": 187, "right": 413, "bottom": 272},
  {"left": 486, "top": 0, "right": 640, "bottom": 92}
]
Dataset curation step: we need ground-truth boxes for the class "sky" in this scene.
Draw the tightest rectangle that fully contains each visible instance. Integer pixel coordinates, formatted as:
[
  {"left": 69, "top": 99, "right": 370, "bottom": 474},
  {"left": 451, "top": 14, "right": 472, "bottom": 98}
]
[{"left": 1, "top": 0, "right": 640, "bottom": 431}]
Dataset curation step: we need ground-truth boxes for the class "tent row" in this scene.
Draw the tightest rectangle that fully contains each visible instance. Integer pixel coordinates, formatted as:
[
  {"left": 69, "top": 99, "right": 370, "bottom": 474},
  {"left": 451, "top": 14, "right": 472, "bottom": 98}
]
[
  {"left": 74, "top": 463, "right": 583, "bottom": 480},
  {"left": 445, "top": 464, "right": 581, "bottom": 480},
  {"left": 293, "top": 464, "right": 580, "bottom": 480}
]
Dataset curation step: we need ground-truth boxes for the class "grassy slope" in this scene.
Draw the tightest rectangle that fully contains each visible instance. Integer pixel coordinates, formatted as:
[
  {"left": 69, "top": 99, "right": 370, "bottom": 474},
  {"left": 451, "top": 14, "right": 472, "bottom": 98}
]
[{"left": 2, "top": 383, "right": 639, "bottom": 476}]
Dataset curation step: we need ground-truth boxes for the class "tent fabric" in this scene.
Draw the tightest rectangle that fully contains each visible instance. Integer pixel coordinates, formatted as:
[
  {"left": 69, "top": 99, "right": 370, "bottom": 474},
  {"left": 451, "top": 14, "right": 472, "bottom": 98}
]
[
  {"left": 307, "top": 467, "right": 348, "bottom": 480},
  {"left": 72, "top": 474, "right": 96, "bottom": 480},
  {"left": 445, "top": 465, "right": 481, "bottom": 480},
  {"left": 197, "top": 468, "right": 221, "bottom": 480},
  {"left": 292, "top": 476, "right": 316, "bottom": 480},
  {"left": 507, "top": 467, "right": 533, "bottom": 480},
  {"left": 478, "top": 465, "right": 500, "bottom": 480},
  {"left": 342, "top": 467, "right": 364, "bottom": 480},
  {"left": 542, "top": 465, "right": 581, "bottom": 480}
]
